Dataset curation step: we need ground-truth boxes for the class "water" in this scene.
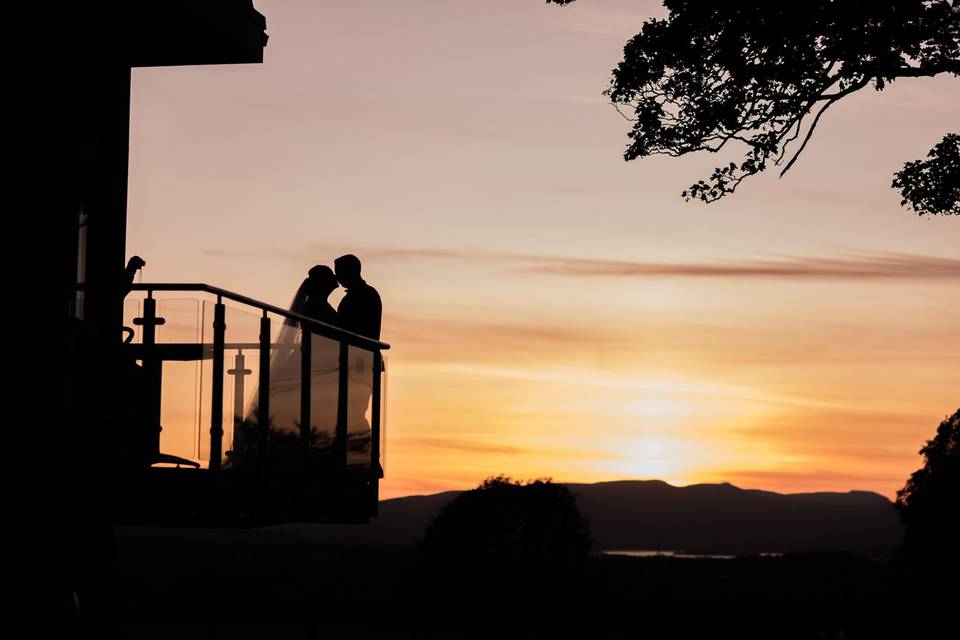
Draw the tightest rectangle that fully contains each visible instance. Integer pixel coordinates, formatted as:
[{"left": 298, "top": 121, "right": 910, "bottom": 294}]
[{"left": 602, "top": 550, "right": 783, "bottom": 560}]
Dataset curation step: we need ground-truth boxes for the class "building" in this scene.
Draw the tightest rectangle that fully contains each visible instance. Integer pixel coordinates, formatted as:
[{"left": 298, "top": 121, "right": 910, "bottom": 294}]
[{"left": 50, "top": 1, "right": 387, "bottom": 615}]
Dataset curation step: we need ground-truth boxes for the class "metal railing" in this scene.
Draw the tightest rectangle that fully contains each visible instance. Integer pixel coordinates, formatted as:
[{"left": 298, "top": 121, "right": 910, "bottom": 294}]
[{"left": 125, "top": 283, "right": 389, "bottom": 521}]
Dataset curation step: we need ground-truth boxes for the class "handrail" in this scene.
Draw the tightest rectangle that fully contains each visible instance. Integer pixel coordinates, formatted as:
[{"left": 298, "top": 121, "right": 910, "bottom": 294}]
[{"left": 127, "top": 283, "right": 390, "bottom": 351}]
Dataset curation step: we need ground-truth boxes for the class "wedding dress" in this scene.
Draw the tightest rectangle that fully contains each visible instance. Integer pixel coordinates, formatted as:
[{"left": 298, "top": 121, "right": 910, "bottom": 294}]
[{"left": 227, "top": 290, "right": 373, "bottom": 477}]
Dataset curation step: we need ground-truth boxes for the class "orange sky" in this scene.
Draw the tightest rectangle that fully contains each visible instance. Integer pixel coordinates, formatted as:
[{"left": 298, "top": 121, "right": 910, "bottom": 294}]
[{"left": 126, "top": 0, "right": 959, "bottom": 500}]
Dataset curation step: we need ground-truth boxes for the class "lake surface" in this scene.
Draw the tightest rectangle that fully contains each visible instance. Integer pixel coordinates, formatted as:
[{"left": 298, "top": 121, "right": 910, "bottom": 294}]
[{"left": 602, "top": 550, "right": 783, "bottom": 559}]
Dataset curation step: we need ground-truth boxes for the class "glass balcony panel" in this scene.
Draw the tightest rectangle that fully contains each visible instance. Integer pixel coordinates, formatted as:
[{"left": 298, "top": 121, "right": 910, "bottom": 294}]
[
  {"left": 150, "top": 299, "right": 204, "bottom": 466},
  {"left": 305, "top": 332, "right": 340, "bottom": 493},
  {"left": 221, "top": 304, "right": 262, "bottom": 479},
  {"left": 158, "top": 360, "right": 200, "bottom": 463},
  {"left": 156, "top": 298, "right": 200, "bottom": 344},
  {"left": 346, "top": 346, "right": 374, "bottom": 471},
  {"left": 309, "top": 332, "right": 340, "bottom": 450},
  {"left": 263, "top": 314, "right": 307, "bottom": 506},
  {"left": 195, "top": 301, "right": 264, "bottom": 463}
]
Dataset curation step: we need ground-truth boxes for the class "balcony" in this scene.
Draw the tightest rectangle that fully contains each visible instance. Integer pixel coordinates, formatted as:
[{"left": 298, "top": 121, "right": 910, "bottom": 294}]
[{"left": 120, "top": 284, "right": 389, "bottom": 527}]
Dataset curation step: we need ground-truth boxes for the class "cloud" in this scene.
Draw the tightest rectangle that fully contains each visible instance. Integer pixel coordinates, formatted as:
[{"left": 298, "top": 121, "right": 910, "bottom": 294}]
[
  {"left": 517, "top": 252, "right": 960, "bottom": 280},
  {"left": 200, "top": 248, "right": 253, "bottom": 258},
  {"left": 383, "top": 313, "right": 630, "bottom": 346},
  {"left": 725, "top": 409, "right": 939, "bottom": 448},
  {"left": 284, "top": 244, "right": 960, "bottom": 282},
  {"left": 715, "top": 409, "right": 935, "bottom": 490},
  {"left": 395, "top": 436, "right": 528, "bottom": 456},
  {"left": 393, "top": 435, "right": 621, "bottom": 461}
]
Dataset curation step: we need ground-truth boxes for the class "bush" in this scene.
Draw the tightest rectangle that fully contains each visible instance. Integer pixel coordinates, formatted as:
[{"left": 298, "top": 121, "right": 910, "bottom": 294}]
[{"left": 418, "top": 476, "right": 592, "bottom": 603}]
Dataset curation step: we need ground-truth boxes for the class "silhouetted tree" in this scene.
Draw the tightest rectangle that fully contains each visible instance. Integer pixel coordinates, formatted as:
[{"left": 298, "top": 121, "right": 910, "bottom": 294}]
[
  {"left": 892, "top": 133, "right": 960, "bottom": 215},
  {"left": 895, "top": 409, "right": 959, "bottom": 562},
  {"left": 548, "top": 1, "right": 960, "bottom": 214},
  {"left": 418, "top": 476, "right": 591, "bottom": 607}
]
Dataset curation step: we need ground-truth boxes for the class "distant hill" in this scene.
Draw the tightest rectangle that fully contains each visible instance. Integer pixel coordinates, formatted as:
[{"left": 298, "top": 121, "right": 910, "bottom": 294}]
[
  {"left": 568, "top": 480, "right": 902, "bottom": 554},
  {"left": 275, "top": 480, "right": 903, "bottom": 555}
]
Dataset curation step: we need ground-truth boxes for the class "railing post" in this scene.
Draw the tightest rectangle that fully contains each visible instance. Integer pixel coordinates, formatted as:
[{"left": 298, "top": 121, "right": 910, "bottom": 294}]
[
  {"left": 228, "top": 351, "right": 252, "bottom": 454},
  {"left": 336, "top": 341, "right": 350, "bottom": 513},
  {"left": 300, "top": 326, "right": 312, "bottom": 503},
  {"left": 258, "top": 313, "right": 271, "bottom": 510},
  {"left": 134, "top": 293, "right": 165, "bottom": 463},
  {"left": 370, "top": 350, "right": 383, "bottom": 516},
  {"left": 210, "top": 299, "right": 226, "bottom": 473}
]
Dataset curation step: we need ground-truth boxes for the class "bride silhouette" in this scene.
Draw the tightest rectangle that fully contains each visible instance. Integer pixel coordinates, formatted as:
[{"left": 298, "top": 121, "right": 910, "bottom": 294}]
[
  {"left": 265, "top": 265, "right": 341, "bottom": 446},
  {"left": 227, "top": 266, "right": 373, "bottom": 490}
]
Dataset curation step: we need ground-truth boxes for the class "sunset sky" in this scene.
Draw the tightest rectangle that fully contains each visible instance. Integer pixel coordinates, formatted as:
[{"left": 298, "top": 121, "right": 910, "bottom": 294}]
[{"left": 126, "top": 0, "right": 959, "bottom": 500}]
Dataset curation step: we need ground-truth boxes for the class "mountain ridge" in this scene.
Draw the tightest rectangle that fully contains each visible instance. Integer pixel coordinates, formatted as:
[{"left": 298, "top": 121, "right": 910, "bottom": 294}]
[{"left": 269, "top": 479, "right": 903, "bottom": 554}]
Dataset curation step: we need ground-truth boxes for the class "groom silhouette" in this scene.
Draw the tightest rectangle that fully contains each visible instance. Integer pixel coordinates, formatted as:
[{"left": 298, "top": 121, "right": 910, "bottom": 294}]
[
  {"left": 334, "top": 254, "right": 382, "bottom": 473},
  {"left": 334, "top": 254, "right": 381, "bottom": 340}
]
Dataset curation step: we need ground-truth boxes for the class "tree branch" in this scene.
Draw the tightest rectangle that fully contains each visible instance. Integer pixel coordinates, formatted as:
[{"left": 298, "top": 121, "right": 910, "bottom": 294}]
[
  {"left": 779, "top": 97, "right": 838, "bottom": 177},
  {"left": 819, "top": 77, "right": 870, "bottom": 100},
  {"left": 895, "top": 61, "right": 960, "bottom": 77}
]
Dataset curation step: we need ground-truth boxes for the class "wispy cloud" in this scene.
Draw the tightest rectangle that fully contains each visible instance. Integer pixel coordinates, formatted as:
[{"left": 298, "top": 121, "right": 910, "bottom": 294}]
[
  {"left": 383, "top": 313, "right": 631, "bottom": 346},
  {"left": 724, "top": 409, "right": 936, "bottom": 460},
  {"left": 364, "top": 246, "right": 960, "bottom": 281},
  {"left": 200, "top": 248, "right": 252, "bottom": 258},
  {"left": 516, "top": 252, "right": 960, "bottom": 280},
  {"left": 212, "top": 243, "right": 960, "bottom": 281},
  {"left": 395, "top": 436, "right": 528, "bottom": 456},
  {"left": 392, "top": 436, "right": 618, "bottom": 462}
]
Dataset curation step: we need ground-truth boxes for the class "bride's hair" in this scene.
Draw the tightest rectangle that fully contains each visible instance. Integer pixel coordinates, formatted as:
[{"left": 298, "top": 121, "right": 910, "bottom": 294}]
[{"left": 308, "top": 264, "right": 335, "bottom": 280}]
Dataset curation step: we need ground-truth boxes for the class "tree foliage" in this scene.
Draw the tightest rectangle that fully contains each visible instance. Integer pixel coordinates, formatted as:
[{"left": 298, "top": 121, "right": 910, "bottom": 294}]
[
  {"left": 892, "top": 133, "right": 960, "bottom": 215},
  {"left": 548, "top": 0, "right": 960, "bottom": 213},
  {"left": 418, "top": 476, "right": 591, "bottom": 598},
  {"left": 895, "top": 409, "right": 959, "bottom": 559}
]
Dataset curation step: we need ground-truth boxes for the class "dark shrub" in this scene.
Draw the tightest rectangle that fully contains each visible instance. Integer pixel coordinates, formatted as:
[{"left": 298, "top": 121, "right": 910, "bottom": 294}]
[{"left": 418, "top": 476, "right": 591, "bottom": 606}]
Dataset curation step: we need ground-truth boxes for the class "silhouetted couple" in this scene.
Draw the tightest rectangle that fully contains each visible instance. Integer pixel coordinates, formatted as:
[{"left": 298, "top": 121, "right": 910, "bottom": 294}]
[
  {"left": 232, "top": 254, "right": 381, "bottom": 481},
  {"left": 289, "top": 254, "right": 381, "bottom": 340},
  {"left": 292, "top": 254, "right": 382, "bottom": 475}
]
